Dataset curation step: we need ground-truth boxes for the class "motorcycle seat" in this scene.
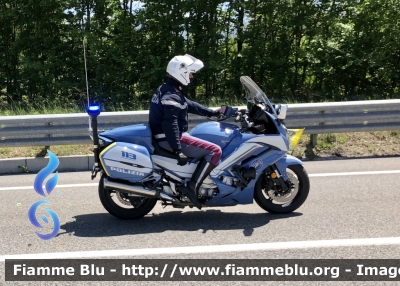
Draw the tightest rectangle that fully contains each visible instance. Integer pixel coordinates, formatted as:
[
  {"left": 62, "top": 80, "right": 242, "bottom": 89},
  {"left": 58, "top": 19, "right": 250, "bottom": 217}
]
[{"left": 151, "top": 138, "right": 196, "bottom": 161}]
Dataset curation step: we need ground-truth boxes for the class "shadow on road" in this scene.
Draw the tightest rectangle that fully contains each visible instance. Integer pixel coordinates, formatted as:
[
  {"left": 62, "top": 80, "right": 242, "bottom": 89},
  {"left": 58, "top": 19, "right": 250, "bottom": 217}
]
[{"left": 59, "top": 210, "right": 302, "bottom": 238}]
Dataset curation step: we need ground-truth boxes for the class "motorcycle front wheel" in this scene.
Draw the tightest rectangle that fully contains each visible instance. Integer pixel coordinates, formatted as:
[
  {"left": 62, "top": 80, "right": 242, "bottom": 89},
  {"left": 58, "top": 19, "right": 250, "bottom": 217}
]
[
  {"left": 98, "top": 174, "right": 157, "bottom": 220},
  {"left": 254, "top": 164, "right": 310, "bottom": 214}
]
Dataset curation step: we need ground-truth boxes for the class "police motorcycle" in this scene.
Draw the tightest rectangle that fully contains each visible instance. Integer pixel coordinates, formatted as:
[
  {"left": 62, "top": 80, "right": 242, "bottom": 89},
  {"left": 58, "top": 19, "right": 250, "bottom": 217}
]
[{"left": 86, "top": 76, "right": 310, "bottom": 219}]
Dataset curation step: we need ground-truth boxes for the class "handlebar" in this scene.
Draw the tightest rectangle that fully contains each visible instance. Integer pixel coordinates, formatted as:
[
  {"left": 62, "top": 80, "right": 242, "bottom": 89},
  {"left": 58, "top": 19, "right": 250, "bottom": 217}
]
[
  {"left": 213, "top": 105, "right": 239, "bottom": 122},
  {"left": 215, "top": 114, "right": 228, "bottom": 121},
  {"left": 233, "top": 108, "right": 255, "bottom": 131},
  {"left": 211, "top": 106, "right": 254, "bottom": 132}
]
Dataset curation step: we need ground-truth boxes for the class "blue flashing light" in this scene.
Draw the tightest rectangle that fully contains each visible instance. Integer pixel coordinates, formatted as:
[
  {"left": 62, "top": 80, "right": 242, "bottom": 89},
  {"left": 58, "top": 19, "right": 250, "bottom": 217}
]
[
  {"left": 86, "top": 104, "right": 101, "bottom": 116},
  {"left": 88, "top": 106, "right": 100, "bottom": 111}
]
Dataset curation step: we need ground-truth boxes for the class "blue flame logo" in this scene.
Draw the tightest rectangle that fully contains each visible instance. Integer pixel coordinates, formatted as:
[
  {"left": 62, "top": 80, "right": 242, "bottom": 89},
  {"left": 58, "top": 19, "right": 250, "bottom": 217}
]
[
  {"left": 33, "top": 151, "right": 59, "bottom": 197},
  {"left": 29, "top": 150, "right": 60, "bottom": 240}
]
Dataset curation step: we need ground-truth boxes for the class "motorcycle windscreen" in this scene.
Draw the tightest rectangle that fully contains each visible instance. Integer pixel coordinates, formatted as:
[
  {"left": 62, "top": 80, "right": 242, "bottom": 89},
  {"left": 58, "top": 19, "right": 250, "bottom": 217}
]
[
  {"left": 240, "top": 76, "right": 277, "bottom": 117},
  {"left": 100, "top": 142, "right": 153, "bottom": 183}
]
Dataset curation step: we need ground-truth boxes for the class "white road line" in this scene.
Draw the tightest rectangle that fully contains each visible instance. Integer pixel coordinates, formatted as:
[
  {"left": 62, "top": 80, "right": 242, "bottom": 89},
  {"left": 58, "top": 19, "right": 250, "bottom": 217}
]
[
  {"left": 0, "top": 183, "right": 98, "bottom": 191},
  {"left": 0, "top": 237, "right": 399, "bottom": 262},
  {"left": 1, "top": 170, "right": 400, "bottom": 191},
  {"left": 308, "top": 170, "right": 400, "bottom": 177}
]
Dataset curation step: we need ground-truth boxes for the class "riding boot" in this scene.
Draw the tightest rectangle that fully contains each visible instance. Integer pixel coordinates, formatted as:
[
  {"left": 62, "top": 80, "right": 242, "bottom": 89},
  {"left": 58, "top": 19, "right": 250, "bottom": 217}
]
[
  {"left": 180, "top": 159, "right": 217, "bottom": 210},
  {"left": 188, "top": 159, "right": 217, "bottom": 195},
  {"left": 179, "top": 184, "right": 203, "bottom": 210}
]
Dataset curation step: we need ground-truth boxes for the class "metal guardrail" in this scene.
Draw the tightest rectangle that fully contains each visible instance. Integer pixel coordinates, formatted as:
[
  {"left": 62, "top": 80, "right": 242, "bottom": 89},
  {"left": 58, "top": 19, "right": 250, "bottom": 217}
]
[{"left": 1, "top": 99, "right": 400, "bottom": 148}]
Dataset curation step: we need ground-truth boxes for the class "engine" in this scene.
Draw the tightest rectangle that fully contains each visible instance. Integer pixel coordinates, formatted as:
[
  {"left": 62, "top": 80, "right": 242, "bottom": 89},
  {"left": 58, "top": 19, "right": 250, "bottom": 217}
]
[{"left": 198, "top": 187, "right": 219, "bottom": 199}]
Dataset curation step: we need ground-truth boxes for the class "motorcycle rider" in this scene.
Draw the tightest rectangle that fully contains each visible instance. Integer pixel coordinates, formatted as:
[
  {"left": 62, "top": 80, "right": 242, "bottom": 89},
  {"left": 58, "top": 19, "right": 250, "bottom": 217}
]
[{"left": 148, "top": 54, "right": 223, "bottom": 210}]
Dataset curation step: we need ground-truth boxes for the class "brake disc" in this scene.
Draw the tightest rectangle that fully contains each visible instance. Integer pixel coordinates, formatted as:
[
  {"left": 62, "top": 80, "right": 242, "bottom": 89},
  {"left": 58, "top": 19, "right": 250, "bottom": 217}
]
[{"left": 266, "top": 172, "right": 299, "bottom": 204}]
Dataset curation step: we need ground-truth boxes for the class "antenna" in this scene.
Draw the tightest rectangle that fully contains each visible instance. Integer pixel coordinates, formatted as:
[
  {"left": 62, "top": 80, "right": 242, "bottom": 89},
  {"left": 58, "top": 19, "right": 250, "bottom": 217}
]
[
  {"left": 82, "top": 18, "right": 91, "bottom": 131},
  {"left": 82, "top": 17, "right": 90, "bottom": 106},
  {"left": 83, "top": 36, "right": 90, "bottom": 107}
]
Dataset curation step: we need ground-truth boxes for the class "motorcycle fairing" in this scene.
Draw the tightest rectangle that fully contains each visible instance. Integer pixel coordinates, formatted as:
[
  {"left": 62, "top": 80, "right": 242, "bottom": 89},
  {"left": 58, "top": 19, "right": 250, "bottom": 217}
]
[
  {"left": 205, "top": 148, "right": 286, "bottom": 206},
  {"left": 212, "top": 142, "right": 266, "bottom": 176},
  {"left": 204, "top": 152, "right": 304, "bottom": 206},
  {"left": 151, "top": 155, "right": 199, "bottom": 179}
]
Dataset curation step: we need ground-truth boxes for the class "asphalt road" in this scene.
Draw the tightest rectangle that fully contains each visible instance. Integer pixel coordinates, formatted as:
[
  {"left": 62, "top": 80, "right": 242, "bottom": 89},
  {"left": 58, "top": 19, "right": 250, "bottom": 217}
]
[{"left": 0, "top": 157, "right": 399, "bottom": 286}]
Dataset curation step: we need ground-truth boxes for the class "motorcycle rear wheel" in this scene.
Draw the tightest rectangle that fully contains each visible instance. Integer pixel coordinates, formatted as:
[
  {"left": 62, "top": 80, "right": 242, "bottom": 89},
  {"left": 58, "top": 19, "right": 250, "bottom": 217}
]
[
  {"left": 254, "top": 164, "right": 310, "bottom": 214},
  {"left": 98, "top": 174, "right": 157, "bottom": 219}
]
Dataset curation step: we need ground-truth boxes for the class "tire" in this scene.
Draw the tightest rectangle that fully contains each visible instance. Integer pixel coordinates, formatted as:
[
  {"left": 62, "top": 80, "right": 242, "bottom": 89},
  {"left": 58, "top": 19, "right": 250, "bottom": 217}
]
[
  {"left": 254, "top": 164, "right": 310, "bottom": 214},
  {"left": 98, "top": 174, "right": 158, "bottom": 220}
]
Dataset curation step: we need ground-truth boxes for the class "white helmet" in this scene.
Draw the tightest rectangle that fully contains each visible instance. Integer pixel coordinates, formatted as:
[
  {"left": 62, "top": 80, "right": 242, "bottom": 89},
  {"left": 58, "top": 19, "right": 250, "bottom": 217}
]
[{"left": 166, "top": 54, "right": 204, "bottom": 86}]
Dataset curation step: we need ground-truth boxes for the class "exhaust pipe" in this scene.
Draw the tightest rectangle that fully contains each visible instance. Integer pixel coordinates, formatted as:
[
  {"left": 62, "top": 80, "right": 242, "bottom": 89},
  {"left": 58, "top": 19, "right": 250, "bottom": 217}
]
[{"left": 103, "top": 178, "right": 176, "bottom": 201}]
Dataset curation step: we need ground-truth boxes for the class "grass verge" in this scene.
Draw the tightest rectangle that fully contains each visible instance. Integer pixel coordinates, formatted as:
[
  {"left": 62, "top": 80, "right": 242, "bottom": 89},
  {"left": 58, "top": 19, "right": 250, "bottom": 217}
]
[{"left": 290, "top": 131, "right": 400, "bottom": 160}]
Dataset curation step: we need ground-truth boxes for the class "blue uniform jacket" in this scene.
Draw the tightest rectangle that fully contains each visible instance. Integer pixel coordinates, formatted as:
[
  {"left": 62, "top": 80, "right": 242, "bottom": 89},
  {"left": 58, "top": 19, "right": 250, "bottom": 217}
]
[{"left": 149, "top": 78, "right": 215, "bottom": 152}]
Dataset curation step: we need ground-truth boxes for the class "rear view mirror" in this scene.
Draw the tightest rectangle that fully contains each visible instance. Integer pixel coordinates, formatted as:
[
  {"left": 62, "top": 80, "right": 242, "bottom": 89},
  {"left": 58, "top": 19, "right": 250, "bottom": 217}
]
[{"left": 276, "top": 104, "right": 288, "bottom": 119}]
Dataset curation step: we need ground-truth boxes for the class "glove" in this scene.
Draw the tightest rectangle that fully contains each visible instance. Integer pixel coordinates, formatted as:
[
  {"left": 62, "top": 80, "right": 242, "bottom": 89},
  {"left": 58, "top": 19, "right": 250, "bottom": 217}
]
[
  {"left": 212, "top": 108, "right": 221, "bottom": 117},
  {"left": 175, "top": 151, "right": 188, "bottom": 166},
  {"left": 224, "top": 106, "right": 238, "bottom": 117}
]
